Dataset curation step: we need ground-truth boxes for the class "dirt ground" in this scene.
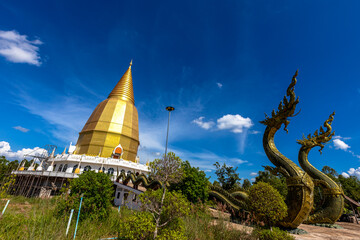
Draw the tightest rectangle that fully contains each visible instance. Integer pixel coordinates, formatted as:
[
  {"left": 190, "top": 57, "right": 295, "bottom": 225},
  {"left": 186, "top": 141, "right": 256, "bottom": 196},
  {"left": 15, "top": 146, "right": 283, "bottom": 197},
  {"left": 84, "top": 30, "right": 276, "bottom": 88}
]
[
  {"left": 293, "top": 222, "right": 360, "bottom": 240},
  {"left": 217, "top": 219, "right": 360, "bottom": 239}
]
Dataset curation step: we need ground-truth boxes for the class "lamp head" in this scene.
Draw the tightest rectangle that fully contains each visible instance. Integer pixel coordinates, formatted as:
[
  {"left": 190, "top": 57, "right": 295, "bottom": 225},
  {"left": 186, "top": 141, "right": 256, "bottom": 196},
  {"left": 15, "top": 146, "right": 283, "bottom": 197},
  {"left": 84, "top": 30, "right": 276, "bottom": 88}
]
[{"left": 166, "top": 106, "right": 175, "bottom": 112}]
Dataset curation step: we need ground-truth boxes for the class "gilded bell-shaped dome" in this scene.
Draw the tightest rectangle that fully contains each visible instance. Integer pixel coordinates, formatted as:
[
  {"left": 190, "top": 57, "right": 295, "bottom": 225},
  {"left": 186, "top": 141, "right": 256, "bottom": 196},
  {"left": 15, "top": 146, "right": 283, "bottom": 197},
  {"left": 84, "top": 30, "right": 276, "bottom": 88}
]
[{"left": 75, "top": 62, "right": 139, "bottom": 161}]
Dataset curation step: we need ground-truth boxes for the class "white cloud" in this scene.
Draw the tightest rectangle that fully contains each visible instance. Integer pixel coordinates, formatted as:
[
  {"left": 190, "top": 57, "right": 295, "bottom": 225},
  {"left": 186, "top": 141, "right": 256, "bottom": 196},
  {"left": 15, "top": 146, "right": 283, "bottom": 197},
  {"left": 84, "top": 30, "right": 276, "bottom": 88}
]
[
  {"left": 333, "top": 135, "right": 351, "bottom": 140},
  {"left": 0, "top": 30, "right": 43, "bottom": 66},
  {"left": 341, "top": 167, "right": 360, "bottom": 179},
  {"left": 216, "top": 82, "right": 223, "bottom": 88},
  {"left": 231, "top": 158, "right": 248, "bottom": 164},
  {"left": 251, "top": 178, "right": 256, "bottom": 182},
  {"left": 250, "top": 172, "right": 257, "bottom": 176},
  {"left": 13, "top": 126, "right": 29, "bottom": 133},
  {"left": 250, "top": 130, "right": 260, "bottom": 135},
  {"left": 341, "top": 172, "right": 350, "bottom": 178},
  {"left": 192, "top": 117, "right": 215, "bottom": 130},
  {"left": 333, "top": 139, "right": 350, "bottom": 151},
  {"left": 217, "top": 114, "right": 253, "bottom": 133},
  {"left": 332, "top": 136, "right": 360, "bottom": 159},
  {"left": 0, "top": 141, "right": 45, "bottom": 160}
]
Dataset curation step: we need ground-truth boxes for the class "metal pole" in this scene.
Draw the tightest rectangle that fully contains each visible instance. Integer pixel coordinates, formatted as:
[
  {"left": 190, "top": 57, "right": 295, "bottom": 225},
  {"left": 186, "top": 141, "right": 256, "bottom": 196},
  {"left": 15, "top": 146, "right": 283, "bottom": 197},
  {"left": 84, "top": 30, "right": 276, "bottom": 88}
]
[
  {"left": 164, "top": 106, "right": 175, "bottom": 159},
  {"left": 73, "top": 195, "right": 83, "bottom": 239},
  {"left": 66, "top": 209, "right": 74, "bottom": 236},
  {"left": 1, "top": 200, "right": 10, "bottom": 217}
]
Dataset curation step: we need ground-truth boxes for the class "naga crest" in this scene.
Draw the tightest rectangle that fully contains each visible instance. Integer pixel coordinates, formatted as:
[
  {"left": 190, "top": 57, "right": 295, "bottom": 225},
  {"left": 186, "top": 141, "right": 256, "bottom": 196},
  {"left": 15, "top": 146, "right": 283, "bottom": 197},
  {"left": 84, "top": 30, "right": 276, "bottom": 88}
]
[
  {"left": 297, "top": 112, "right": 335, "bottom": 154},
  {"left": 260, "top": 70, "right": 300, "bottom": 133}
]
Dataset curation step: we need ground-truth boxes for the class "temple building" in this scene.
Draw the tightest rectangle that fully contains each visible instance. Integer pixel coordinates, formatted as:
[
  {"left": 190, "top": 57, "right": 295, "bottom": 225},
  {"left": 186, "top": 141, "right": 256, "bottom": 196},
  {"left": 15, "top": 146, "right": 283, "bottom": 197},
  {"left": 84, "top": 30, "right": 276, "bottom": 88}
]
[{"left": 10, "top": 62, "right": 149, "bottom": 207}]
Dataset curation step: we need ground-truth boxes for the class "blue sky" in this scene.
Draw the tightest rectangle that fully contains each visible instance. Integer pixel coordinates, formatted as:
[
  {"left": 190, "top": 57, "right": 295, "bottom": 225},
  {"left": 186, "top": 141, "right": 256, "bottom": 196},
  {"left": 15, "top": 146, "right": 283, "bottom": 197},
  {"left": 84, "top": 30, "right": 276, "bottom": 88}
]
[{"left": 1, "top": 1, "right": 360, "bottom": 182}]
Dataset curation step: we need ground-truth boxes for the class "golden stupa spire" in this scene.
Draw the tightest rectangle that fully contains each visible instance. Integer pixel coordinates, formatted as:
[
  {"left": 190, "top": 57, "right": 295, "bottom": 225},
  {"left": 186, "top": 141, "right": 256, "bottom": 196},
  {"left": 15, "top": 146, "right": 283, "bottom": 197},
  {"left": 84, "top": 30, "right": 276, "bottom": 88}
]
[{"left": 108, "top": 60, "right": 135, "bottom": 104}]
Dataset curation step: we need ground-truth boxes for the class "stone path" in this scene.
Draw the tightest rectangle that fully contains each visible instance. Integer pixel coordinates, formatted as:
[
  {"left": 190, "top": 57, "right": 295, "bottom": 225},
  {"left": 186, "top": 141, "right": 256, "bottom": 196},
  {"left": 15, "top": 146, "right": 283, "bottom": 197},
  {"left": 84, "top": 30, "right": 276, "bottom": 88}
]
[{"left": 294, "top": 222, "right": 360, "bottom": 240}]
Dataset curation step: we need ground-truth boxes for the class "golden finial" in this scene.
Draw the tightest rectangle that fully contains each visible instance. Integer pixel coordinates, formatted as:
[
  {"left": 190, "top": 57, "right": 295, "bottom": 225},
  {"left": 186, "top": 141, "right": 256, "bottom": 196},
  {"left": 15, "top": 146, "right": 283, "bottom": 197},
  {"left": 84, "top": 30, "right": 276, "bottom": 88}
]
[
  {"left": 108, "top": 62, "right": 135, "bottom": 104},
  {"left": 98, "top": 147, "right": 102, "bottom": 157},
  {"left": 62, "top": 147, "right": 67, "bottom": 155}
]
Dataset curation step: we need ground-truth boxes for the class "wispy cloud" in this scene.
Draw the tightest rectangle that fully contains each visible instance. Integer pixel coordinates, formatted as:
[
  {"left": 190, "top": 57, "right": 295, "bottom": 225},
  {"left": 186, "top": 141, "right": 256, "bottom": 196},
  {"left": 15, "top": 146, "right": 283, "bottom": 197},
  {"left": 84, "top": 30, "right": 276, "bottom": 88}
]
[
  {"left": 0, "top": 30, "right": 43, "bottom": 66},
  {"left": 250, "top": 172, "right": 257, "bottom": 176},
  {"left": 13, "top": 126, "right": 29, "bottom": 133},
  {"left": 15, "top": 90, "right": 92, "bottom": 143},
  {"left": 192, "top": 117, "right": 215, "bottom": 130},
  {"left": 0, "top": 141, "right": 45, "bottom": 160},
  {"left": 216, "top": 82, "right": 223, "bottom": 89}
]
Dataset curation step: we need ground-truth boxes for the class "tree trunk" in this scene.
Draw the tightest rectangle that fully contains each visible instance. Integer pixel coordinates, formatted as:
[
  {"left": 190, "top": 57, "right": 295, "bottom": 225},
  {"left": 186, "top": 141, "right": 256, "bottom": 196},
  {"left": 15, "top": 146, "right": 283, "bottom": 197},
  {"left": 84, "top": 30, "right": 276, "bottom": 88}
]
[
  {"left": 154, "top": 219, "right": 159, "bottom": 239},
  {"left": 153, "top": 187, "right": 167, "bottom": 239}
]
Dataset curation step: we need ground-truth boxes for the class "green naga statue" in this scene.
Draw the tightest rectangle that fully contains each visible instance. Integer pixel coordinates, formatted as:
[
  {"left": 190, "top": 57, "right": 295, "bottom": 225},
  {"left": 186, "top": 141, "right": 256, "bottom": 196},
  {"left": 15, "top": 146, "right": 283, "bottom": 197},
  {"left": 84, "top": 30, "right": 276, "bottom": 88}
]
[
  {"left": 297, "top": 112, "right": 344, "bottom": 224},
  {"left": 260, "top": 71, "right": 314, "bottom": 229},
  {"left": 116, "top": 170, "right": 164, "bottom": 190}
]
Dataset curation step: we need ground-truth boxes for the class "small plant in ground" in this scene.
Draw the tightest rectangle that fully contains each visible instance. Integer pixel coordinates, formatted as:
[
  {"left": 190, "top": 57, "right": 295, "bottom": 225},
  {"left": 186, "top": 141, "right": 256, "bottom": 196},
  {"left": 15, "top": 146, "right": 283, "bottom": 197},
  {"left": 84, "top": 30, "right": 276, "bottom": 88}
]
[
  {"left": 56, "top": 170, "right": 114, "bottom": 220},
  {"left": 253, "top": 227, "right": 295, "bottom": 240},
  {"left": 247, "top": 182, "right": 287, "bottom": 229}
]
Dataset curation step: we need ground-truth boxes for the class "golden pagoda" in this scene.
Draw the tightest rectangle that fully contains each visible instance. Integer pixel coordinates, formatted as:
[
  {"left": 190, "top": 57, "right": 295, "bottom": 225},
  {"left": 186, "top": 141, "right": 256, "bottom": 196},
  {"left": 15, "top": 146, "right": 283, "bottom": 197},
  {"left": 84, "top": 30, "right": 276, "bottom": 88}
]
[{"left": 75, "top": 61, "right": 140, "bottom": 162}]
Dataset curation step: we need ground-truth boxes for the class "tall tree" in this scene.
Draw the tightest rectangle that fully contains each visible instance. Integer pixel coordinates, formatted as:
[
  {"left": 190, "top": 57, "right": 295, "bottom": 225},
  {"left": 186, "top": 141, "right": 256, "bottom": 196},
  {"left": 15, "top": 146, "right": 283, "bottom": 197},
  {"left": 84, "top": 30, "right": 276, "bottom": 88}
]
[
  {"left": 242, "top": 179, "right": 252, "bottom": 191},
  {"left": 169, "top": 160, "right": 209, "bottom": 203},
  {"left": 145, "top": 152, "right": 184, "bottom": 239},
  {"left": 213, "top": 162, "right": 241, "bottom": 191}
]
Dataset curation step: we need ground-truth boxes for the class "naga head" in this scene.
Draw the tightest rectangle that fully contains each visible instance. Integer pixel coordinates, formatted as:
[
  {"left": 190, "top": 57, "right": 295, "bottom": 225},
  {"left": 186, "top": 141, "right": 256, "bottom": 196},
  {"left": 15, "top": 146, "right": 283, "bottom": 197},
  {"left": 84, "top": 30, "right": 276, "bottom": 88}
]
[
  {"left": 297, "top": 112, "right": 335, "bottom": 154},
  {"left": 260, "top": 70, "right": 300, "bottom": 133}
]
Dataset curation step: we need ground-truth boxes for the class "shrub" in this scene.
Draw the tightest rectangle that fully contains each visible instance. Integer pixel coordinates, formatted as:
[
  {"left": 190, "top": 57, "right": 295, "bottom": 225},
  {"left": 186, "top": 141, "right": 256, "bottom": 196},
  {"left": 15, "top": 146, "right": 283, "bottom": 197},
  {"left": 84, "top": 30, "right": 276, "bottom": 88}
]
[
  {"left": 118, "top": 211, "right": 155, "bottom": 240},
  {"left": 247, "top": 182, "right": 287, "bottom": 228},
  {"left": 253, "top": 227, "right": 294, "bottom": 240},
  {"left": 56, "top": 171, "right": 114, "bottom": 220}
]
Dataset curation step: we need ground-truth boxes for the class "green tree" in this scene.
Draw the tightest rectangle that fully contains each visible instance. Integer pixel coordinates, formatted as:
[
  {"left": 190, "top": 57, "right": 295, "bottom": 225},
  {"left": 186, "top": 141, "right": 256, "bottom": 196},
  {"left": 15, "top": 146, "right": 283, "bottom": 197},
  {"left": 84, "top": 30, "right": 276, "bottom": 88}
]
[
  {"left": 0, "top": 156, "right": 21, "bottom": 183},
  {"left": 147, "top": 152, "right": 185, "bottom": 239},
  {"left": 242, "top": 179, "right": 252, "bottom": 191},
  {"left": 213, "top": 162, "right": 241, "bottom": 191},
  {"left": 338, "top": 175, "right": 360, "bottom": 203},
  {"left": 169, "top": 160, "right": 209, "bottom": 203},
  {"left": 140, "top": 189, "right": 189, "bottom": 239},
  {"left": 247, "top": 182, "right": 287, "bottom": 229},
  {"left": 57, "top": 171, "right": 114, "bottom": 220},
  {"left": 321, "top": 166, "right": 339, "bottom": 183},
  {"left": 255, "top": 169, "right": 287, "bottom": 199},
  {"left": 322, "top": 166, "right": 338, "bottom": 177}
]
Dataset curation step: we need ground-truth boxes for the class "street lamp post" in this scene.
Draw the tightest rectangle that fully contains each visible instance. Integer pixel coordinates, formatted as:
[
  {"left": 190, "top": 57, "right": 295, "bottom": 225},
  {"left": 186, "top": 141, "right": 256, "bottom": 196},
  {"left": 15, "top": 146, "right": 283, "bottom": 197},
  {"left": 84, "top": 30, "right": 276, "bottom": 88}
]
[{"left": 164, "top": 106, "right": 175, "bottom": 159}]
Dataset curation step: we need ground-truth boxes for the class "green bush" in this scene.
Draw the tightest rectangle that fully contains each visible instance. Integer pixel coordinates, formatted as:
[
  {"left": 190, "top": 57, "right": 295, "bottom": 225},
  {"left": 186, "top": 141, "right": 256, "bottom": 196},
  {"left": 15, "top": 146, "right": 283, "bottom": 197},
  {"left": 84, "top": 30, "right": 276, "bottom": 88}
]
[
  {"left": 170, "top": 160, "right": 209, "bottom": 203},
  {"left": 118, "top": 211, "right": 155, "bottom": 240},
  {"left": 253, "top": 227, "right": 294, "bottom": 240},
  {"left": 56, "top": 171, "right": 114, "bottom": 220},
  {"left": 247, "top": 182, "right": 287, "bottom": 228}
]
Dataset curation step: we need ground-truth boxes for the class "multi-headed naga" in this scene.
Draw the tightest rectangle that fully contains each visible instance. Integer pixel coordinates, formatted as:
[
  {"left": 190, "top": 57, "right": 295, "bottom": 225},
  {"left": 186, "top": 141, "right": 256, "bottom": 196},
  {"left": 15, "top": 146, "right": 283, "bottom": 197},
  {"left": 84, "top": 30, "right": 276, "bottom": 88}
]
[
  {"left": 260, "top": 71, "right": 314, "bottom": 229},
  {"left": 297, "top": 112, "right": 344, "bottom": 224}
]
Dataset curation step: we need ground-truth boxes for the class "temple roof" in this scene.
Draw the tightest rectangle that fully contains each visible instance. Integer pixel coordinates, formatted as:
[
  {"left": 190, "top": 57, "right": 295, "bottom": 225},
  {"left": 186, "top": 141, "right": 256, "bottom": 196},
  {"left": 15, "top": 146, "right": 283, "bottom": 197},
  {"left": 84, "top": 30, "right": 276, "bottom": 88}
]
[{"left": 108, "top": 61, "right": 135, "bottom": 104}]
